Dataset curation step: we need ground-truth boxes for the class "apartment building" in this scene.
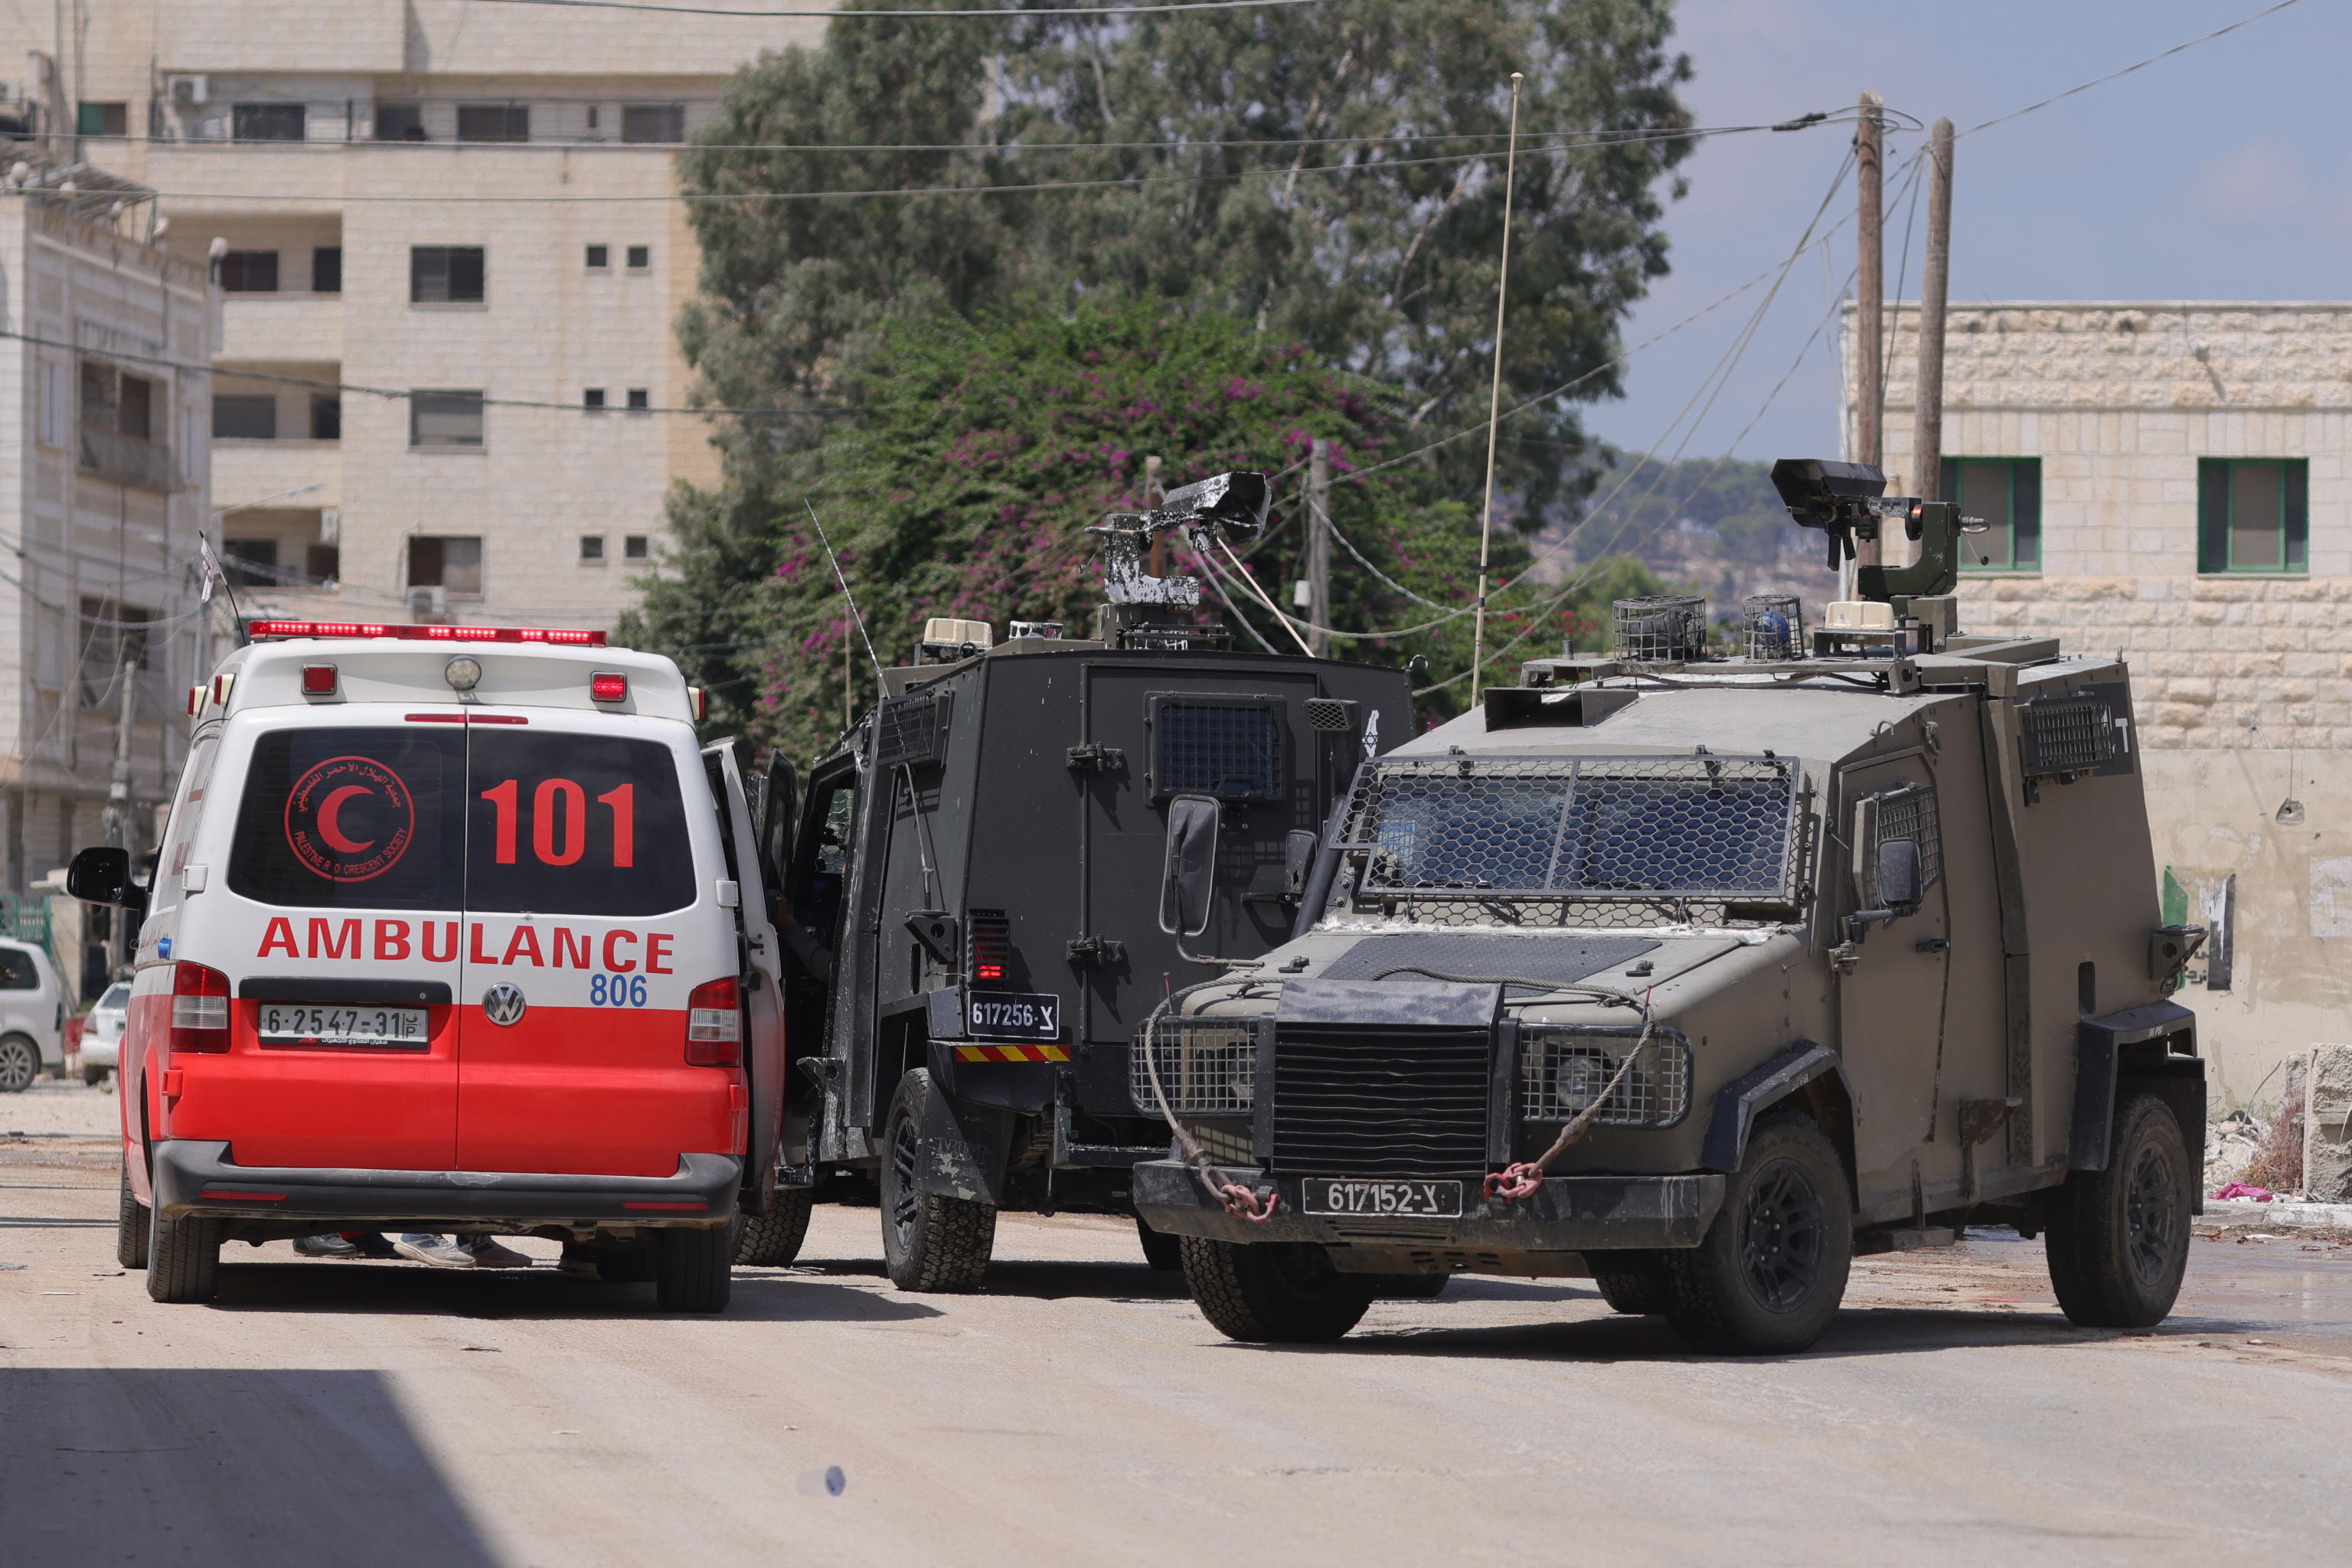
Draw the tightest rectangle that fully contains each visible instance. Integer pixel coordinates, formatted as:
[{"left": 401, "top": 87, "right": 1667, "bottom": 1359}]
[
  {"left": 10, "top": 0, "right": 819, "bottom": 632},
  {"left": 1848, "top": 301, "right": 2352, "bottom": 1106},
  {"left": 0, "top": 168, "right": 215, "bottom": 897}
]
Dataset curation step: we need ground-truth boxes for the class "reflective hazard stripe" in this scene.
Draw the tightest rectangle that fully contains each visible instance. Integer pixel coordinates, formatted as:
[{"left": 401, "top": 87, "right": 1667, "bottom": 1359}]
[{"left": 951, "top": 1044, "right": 1070, "bottom": 1063}]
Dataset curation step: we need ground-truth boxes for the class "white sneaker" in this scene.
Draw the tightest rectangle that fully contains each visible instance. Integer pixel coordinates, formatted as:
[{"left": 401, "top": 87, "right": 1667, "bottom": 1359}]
[
  {"left": 462, "top": 1236, "right": 532, "bottom": 1269},
  {"left": 394, "top": 1234, "right": 476, "bottom": 1268}
]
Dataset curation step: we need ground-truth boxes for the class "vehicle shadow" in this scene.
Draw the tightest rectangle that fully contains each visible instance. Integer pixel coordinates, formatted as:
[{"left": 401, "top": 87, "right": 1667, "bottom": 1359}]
[
  {"left": 0, "top": 1367, "right": 500, "bottom": 1566},
  {"left": 789, "top": 1253, "right": 1195, "bottom": 1303},
  {"left": 199, "top": 1261, "right": 945, "bottom": 1323}
]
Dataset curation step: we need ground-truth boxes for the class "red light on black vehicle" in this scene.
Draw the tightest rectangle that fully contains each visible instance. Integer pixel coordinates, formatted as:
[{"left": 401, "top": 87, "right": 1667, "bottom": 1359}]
[
  {"left": 968, "top": 910, "right": 1011, "bottom": 985},
  {"left": 169, "top": 962, "right": 232, "bottom": 1054},
  {"left": 300, "top": 664, "right": 338, "bottom": 696},
  {"left": 590, "top": 671, "right": 629, "bottom": 703}
]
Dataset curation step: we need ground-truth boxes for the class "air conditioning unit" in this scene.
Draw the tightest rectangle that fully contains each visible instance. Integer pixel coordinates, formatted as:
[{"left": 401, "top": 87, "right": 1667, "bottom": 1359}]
[
  {"left": 165, "top": 74, "right": 209, "bottom": 107},
  {"left": 407, "top": 586, "right": 448, "bottom": 623}
]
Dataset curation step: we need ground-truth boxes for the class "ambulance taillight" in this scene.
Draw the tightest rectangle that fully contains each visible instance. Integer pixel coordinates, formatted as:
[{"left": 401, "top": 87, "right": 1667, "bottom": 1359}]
[
  {"left": 169, "top": 962, "right": 232, "bottom": 1054},
  {"left": 684, "top": 978, "right": 741, "bottom": 1066}
]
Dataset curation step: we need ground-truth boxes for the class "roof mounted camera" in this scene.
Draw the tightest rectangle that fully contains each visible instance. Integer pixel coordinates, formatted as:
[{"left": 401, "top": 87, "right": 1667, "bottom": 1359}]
[{"left": 1769, "top": 457, "right": 1962, "bottom": 605}]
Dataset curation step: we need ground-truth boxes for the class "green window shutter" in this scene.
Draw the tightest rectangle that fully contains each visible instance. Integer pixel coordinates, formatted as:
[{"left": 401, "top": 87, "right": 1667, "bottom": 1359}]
[
  {"left": 2285, "top": 459, "right": 2308, "bottom": 571},
  {"left": 2161, "top": 867, "right": 2187, "bottom": 928},
  {"left": 2011, "top": 459, "right": 2040, "bottom": 567},
  {"left": 2197, "top": 460, "right": 2229, "bottom": 574}
]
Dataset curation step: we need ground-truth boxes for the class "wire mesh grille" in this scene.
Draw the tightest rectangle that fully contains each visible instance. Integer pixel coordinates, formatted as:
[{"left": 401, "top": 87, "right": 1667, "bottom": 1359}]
[
  {"left": 1304, "top": 697, "right": 1358, "bottom": 733},
  {"left": 1612, "top": 595, "right": 1707, "bottom": 662},
  {"left": 874, "top": 691, "right": 949, "bottom": 770},
  {"left": 1743, "top": 594, "right": 1804, "bottom": 661},
  {"left": 1155, "top": 701, "right": 1280, "bottom": 799},
  {"left": 1518, "top": 1027, "right": 1691, "bottom": 1127},
  {"left": 2019, "top": 695, "right": 2121, "bottom": 776},
  {"left": 1869, "top": 783, "right": 1943, "bottom": 891},
  {"left": 1338, "top": 755, "right": 1802, "bottom": 929},
  {"left": 1131, "top": 1018, "right": 1256, "bottom": 1114}
]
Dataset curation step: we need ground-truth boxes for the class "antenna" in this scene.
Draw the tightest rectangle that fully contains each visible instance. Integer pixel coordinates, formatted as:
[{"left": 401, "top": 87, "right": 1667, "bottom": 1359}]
[
  {"left": 1468, "top": 70, "right": 1524, "bottom": 704},
  {"left": 804, "top": 500, "right": 885, "bottom": 680},
  {"left": 197, "top": 531, "right": 251, "bottom": 646}
]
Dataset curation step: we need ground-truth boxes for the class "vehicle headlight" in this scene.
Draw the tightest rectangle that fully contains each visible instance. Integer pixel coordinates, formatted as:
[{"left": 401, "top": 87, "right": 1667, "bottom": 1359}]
[{"left": 1518, "top": 1025, "right": 1693, "bottom": 1129}]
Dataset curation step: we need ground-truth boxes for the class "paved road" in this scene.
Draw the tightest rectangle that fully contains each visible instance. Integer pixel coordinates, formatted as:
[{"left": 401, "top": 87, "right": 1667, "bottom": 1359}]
[{"left": 6, "top": 1076, "right": 2351, "bottom": 1567}]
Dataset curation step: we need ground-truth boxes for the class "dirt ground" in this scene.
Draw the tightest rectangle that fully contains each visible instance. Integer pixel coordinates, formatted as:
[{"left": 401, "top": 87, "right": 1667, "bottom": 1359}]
[{"left": 7, "top": 1076, "right": 2351, "bottom": 1567}]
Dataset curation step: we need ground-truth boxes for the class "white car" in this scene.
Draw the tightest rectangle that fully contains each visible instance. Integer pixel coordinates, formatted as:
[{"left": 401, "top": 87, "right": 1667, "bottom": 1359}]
[
  {"left": 80, "top": 981, "right": 131, "bottom": 1084},
  {"left": 0, "top": 937, "right": 67, "bottom": 1093}
]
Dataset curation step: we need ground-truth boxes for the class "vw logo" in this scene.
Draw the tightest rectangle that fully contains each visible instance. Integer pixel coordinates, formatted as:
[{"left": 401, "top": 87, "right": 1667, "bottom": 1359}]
[{"left": 482, "top": 984, "right": 528, "bottom": 1027}]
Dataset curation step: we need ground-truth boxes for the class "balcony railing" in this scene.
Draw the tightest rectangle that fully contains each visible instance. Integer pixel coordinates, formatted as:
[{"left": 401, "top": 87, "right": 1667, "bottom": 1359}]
[{"left": 79, "top": 426, "right": 178, "bottom": 492}]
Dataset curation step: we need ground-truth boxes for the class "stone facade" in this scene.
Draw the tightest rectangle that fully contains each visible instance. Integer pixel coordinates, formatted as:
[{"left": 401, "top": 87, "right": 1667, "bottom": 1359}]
[{"left": 1847, "top": 302, "right": 2352, "bottom": 1108}]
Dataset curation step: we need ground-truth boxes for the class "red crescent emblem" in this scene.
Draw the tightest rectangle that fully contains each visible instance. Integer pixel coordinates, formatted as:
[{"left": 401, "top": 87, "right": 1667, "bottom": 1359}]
[
  {"left": 284, "top": 756, "right": 415, "bottom": 883},
  {"left": 316, "top": 786, "right": 377, "bottom": 854}
]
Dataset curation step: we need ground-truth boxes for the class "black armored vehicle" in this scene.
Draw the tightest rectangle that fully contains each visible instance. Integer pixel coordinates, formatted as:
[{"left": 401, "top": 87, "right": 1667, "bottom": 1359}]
[
  {"left": 1129, "top": 459, "right": 2210, "bottom": 1354},
  {"left": 750, "top": 473, "right": 1414, "bottom": 1288}
]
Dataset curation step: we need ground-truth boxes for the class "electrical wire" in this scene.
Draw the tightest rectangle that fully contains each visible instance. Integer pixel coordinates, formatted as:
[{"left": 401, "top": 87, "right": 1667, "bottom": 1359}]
[{"left": 1962, "top": 0, "right": 2307, "bottom": 137}]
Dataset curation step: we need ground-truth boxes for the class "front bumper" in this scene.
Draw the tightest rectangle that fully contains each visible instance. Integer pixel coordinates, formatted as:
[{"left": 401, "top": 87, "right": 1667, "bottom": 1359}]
[
  {"left": 152, "top": 1141, "right": 740, "bottom": 1227},
  {"left": 77, "top": 1037, "right": 119, "bottom": 1067},
  {"left": 1130, "top": 1158, "right": 1724, "bottom": 1251}
]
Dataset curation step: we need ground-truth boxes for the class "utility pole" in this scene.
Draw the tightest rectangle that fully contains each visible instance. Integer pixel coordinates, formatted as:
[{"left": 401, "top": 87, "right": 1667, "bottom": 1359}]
[
  {"left": 1913, "top": 117, "right": 1955, "bottom": 503},
  {"left": 1854, "top": 89, "right": 1884, "bottom": 570},
  {"left": 103, "top": 658, "right": 135, "bottom": 975},
  {"left": 1304, "top": 437, "right": 1331, "bottom": 657}
]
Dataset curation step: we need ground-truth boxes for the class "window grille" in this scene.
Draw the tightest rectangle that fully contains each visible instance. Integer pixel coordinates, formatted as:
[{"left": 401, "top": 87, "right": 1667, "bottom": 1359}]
[{"left": 1154, "top": 701, "right": 1280, "bottom": 799}]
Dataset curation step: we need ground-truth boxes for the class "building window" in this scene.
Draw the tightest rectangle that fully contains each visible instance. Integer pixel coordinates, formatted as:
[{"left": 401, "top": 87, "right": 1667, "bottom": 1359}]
[
  {"left": 213, "top": 394, "right": 278, "bottom": 440},
  {"left": 2199, "top": 459, "right": 2308, "bottom": 574},
  {"left": 1943, "top": 458, "right": 2040, "bottom": 573},
  {"left": 312, "top": 247, "right": 342, "bottom": 293},
  {"left": 456, "top": 103, "right": 530, "bottom": 143},
  {"left": 585, "top": 244, "right": 609, "bottom": 270},
  {"left": 118, "top": 376, "right": 153, "bottom": 440},
  {"left": 583, "top": 387, "right": 607, "bottom": 411},
  {"left": 580, "top": 535, "right": 606, "bottom": 563},
  {"left": 626, "top": 245, "right": 651, "bottom": 271},
  {"left": 409, "top": 537, "right": 484, "bottom": 596},
  {"left": 307, "top": 544, "right": 341, "bottom": 583},
  {"left": 77, "top": 102, "right": 127, "bottom": 138},
  {"left": 232, "top": 103, "right": 306, "bottom": 142},
  {"left": 410, "top": 390, "right": 485, "bottom": 448},
  {"left": 220, "top": 250, "right": 279, "bottom": 292},
  {"left": 621, "top": 103, "right": 685, "bottom": 143},
  {"left": 80, "top": 362, "right": 156, "bottom": 438},
  {"left": 623, "top": 534, "right": 650, "bottom": 560},
  {"left": 223, "top": 539, "right": 280, "bottom": 588},
  {"left": 626, "top": 388, "right": 650, "bottom": 412},
  {"left": 38, "top": 362, "right": 64, "bottom": 448},
  {"left": 410, "top": 246, "right": 485, "bottom": 304},
  {"left": 376, "top": 103, "right": 426, "bottom": 142},
  {"left": 310, "top": 395, "right": 341, "bottom": 441}
]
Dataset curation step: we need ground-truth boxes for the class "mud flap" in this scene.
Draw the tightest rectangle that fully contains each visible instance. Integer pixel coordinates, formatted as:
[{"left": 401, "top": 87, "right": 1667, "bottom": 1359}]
[{"left": 916, "top": 1074, "right": 1014, "bottom": 1207}]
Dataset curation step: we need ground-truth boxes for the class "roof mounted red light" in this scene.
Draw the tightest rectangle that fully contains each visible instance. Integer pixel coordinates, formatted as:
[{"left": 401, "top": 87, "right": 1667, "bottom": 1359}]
[
  {"left": 300, "top": 664, "right": 338, "bottom": 696},
  {"left": 244, "top": 621, "right": 607, "bottom": 646},
  {"left": 590, "top": 671, "right": 629, "bottom": 703}
]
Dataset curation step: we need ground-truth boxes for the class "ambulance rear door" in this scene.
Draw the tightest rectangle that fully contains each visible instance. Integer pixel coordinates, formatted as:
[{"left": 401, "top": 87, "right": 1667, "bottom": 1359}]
[{"left": 704, "top": 740, "right": 788, "bottom": 1212}]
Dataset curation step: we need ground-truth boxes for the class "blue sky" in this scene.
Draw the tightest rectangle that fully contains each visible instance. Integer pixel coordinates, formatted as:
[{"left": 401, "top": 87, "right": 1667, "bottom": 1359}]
[{"left": 1580, "top": 0, "right": 2344, "bottom": 462}]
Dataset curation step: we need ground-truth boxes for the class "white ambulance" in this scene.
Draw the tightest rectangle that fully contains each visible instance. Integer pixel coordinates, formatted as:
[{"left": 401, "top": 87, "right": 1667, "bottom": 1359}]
[{"left": 69, "top": 620, "right": 788, "bottom": 1310}]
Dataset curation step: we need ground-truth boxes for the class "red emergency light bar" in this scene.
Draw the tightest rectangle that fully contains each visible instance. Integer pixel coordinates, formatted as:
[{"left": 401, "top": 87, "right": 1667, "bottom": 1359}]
[{"left": 245, "top": 620, "right": 606, "bottom": 646}]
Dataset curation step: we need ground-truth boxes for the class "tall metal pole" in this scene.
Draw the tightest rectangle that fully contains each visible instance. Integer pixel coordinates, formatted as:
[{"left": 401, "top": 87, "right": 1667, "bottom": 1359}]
[
  {"left": 1854, "top": 90, "right": 1884, "bottom": 570},
  {"left": 1305, "top": 436, "right": 1331, "bottom": 658},
  {"left": 104, "top": 658, "right": 135, "bottom": 975},
  {"left": 1914, "top": 117, "right": 1955, "bottom": 503},
  {"left": 1468, "top": 70, "right": 1524, "bottom": 704}
]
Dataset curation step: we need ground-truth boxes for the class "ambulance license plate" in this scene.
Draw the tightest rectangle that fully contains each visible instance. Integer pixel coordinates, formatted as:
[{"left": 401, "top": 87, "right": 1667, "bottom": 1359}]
[
  {"left": 964, "top": 991, "right": 1060, "bottom": 1043},
  {"left": 1302, "top": 1179, "right": 1463, "bottom": 1219},
  {"left": 256, "top": 1004, "right": 430, "bottom": 1050}
]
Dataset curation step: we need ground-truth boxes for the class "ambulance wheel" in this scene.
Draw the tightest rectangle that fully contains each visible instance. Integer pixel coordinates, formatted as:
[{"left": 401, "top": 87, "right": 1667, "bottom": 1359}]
[
  {"left": 880, "top": 1070, "right": 995, "bottom": 1293},
  {"left": 1135, "top": 1214, "right": 1183, "bottom": 1272},
  {"left": 1181, "top": 1237, "right": 1375, "bottom": 1344},
  {"left": 147, "top": 1207, "right": 221, "bottom": 1304},
  {"left": 116, "top": 1164, "right": 149, "bottom": 1270},
  {"left": 736, "top": 1187, "right": 815, "bottom": 1267},
  {"left": 654, "top": 1221, "right": 737, "bottom": 1313},
  {"left": 2045, "top": 1091, "right": 2191, "bottom": 1329},
  {"left": 0, "top": 1034, "right": 36, "bottom": 1093},
  {"left": 1661, "top": 1112, "right": 1851, "bottom": 1355},
  {"left": 1590, "top": 1251, "right": 1671, "bottom": 1315}
]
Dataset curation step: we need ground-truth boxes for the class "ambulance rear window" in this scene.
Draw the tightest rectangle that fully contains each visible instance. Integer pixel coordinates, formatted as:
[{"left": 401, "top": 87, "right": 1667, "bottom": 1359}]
[
  {"left": 229, "top": 729, "right": 468, "bottom": 910},
  {"left": 466, "top": 731, "right": 694, "bottom": 916}
]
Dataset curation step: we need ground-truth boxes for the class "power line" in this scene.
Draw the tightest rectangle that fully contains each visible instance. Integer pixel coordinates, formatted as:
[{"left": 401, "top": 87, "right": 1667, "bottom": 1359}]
[
  {"left": 1962, "top": 0, "right": 2306, "bottom": 136},
  {"left": 480, "top": 0, "right": 1330, "bottom": 14}
]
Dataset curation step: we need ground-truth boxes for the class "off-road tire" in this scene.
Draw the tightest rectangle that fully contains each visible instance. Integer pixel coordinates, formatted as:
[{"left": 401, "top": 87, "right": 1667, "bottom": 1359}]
[
  {"left": 1181, "top": 1237, "right": 1377, "bottom": 1344},
  {"left": 1661, "top": 1111, "right": 1852, "bottom": 1355},
  {"left": 2045, "top": 1091, "right": 2191, "bottom": 1328},
  {"left": 654, "top": 1221, "right": 737, "bottom": 1312},
  {"left": 83, "top": 1064, "right": 109, "bottom": 1087},
  {"left": 1135, "top": 1214, "right": 1183, "bottom": 1272},
  {"left": 880, "top": 1070, "right": 995, "bottom": 1293},
  {"left": 146, "top": 1207, "right": 222, "bottom": 1304},
  {"left": 736, "top": 1186, "right": 815, "bottom": 1267},
  {"left": 1590, "top": 1250, "right": 1672, "bottom": 1315},
  {"left": 116, "top": 1164, "right": 149, "bottom": 1269},
  {"left": 0, "top": 1034, "right": 37, "bottom": 1093}
]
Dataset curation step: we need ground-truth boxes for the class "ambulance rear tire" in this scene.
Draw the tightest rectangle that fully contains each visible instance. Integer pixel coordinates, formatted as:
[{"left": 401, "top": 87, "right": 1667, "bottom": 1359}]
[
  {"left": 1181, "top": 1237, "right": 1375, "bottom": 1344},
  {"left": 147, "top": 1207, "right": 221, "bottom": 1303},
  {"left": 117, "top": 1164, "right": 149, "bottom": 1270},
  {"left": 880, "top": 1070, "right": 995, "bottom": 1293},
  {"left": 655, "top": 1222, "right": 736, "bottom": 1312},
  {"left": 736, "top": 1186, "right": 815, "bottom": 1267}
]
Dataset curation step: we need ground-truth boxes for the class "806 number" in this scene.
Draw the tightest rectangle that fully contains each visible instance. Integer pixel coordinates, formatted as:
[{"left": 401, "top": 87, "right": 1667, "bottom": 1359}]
[{"left": 589, "top": 973, "right": 648, "bottom": 1007}]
